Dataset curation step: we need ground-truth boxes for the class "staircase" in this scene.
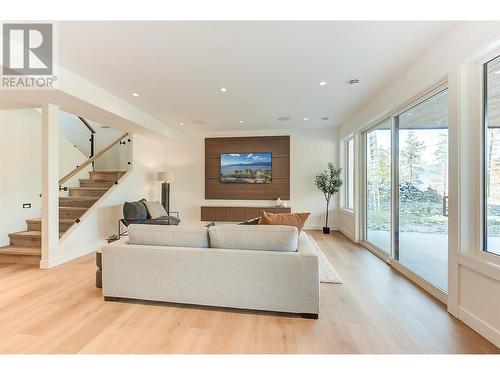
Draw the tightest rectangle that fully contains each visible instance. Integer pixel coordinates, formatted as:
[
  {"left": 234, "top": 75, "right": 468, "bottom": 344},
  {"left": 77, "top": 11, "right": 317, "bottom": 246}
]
[{"left": 0, "top": 170, "right": 126, "bottom": 265}]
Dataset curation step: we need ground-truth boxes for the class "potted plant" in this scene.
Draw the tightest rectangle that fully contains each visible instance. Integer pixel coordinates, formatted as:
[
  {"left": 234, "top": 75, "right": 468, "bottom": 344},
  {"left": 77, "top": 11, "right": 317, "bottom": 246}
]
[
  {"left": 315, "top": 163, "right": 343, "bottom": 234},
  {"left": 106, "top": 234, "right": 120, "bottom": 243}
]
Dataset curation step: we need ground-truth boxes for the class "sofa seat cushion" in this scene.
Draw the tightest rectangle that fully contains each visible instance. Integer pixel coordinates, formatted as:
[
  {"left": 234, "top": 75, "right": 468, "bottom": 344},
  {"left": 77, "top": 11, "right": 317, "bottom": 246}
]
[
  {"left": 209, "top": 224, "right": 298, "bottom": 252},
  {"left": 128, "top": 224, "right": 209, "bottom": 248}
]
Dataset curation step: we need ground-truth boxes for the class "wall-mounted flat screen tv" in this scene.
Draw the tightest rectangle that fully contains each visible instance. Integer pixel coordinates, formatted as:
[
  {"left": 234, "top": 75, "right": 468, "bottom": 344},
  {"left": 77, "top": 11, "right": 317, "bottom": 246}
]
[{"left": 220, "top": 153, "right": 272, "bottom": 184}]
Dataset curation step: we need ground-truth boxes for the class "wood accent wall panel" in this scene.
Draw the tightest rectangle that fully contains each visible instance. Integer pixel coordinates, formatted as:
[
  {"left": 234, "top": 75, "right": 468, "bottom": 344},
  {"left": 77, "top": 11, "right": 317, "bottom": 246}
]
[
  {"left": 201, "top": 206, "right": 291, "bottom": 222},
  {"left": 205, "top": 136, "right": 290, "bottom": 200}
]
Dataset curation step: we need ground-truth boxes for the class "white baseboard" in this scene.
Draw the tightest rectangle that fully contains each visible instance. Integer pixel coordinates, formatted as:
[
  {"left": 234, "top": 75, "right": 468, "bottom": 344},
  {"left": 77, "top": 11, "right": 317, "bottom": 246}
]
[
  {"left": 337, "top": 226, "right": 354, "bottom": 241},
  {"left": 458, "top": 306, "right": 500, "bottom": 348},
  {"left": 40, "top": 241, "right": 104, "bottom": 269}
]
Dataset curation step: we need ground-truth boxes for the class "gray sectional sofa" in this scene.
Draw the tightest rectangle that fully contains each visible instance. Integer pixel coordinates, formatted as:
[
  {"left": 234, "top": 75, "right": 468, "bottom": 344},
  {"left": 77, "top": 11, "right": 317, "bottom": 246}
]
[{"left": 102, "top": 224, "right": 320, "bottom": 318}]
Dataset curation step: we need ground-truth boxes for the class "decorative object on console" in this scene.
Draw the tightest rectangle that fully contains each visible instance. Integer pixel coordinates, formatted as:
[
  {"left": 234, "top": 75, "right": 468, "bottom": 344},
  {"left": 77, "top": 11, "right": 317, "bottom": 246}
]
[
  {"left": 258, "top": 211, "right": 310, "bottom": 233},
  {"left": 276, "top": 197, "right": 283, "bottom": 207},
  {"left": 315, "top": 163, "right": 343, "bottom": 234},
  {"left": 157, "top": 171, "right": 175, "bottom": 214}
]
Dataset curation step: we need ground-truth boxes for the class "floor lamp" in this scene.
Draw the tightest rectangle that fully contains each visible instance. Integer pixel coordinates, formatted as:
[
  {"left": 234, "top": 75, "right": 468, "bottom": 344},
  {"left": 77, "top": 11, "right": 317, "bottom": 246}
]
[{"left": 157, "top": 171, "right": 175, "bottom": 215}]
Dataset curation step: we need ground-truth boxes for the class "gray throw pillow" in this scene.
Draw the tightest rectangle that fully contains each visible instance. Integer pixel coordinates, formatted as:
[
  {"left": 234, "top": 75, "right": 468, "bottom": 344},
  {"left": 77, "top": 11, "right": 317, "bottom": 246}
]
[
  {"left": 144, "top": 201, "right": 168, "bottom": 219},
  {"left": 123, "top": 199, "right": 148, "bottom": 223}
]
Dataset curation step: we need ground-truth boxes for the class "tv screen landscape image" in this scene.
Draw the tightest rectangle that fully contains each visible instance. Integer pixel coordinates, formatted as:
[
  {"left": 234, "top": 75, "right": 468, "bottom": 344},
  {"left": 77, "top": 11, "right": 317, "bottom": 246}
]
[{"left": 220, "top": 153, "right": 272, "bottom": 183}]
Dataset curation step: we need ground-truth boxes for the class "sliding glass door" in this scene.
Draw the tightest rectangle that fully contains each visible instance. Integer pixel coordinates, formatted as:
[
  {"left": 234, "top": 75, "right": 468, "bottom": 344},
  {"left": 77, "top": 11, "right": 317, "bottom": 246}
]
[
  {"left": 363, "top": 87, "right": 449, "bottom": 292},
  {"left": 365, "top": 120, "right": 392, "bottom": 254},
  {"left": 395, "top": 89, "right": 449, "bottom": 291}
]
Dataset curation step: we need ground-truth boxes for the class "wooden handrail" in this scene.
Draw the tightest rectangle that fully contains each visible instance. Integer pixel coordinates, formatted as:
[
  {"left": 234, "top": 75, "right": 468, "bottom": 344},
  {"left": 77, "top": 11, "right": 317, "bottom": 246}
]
[
  {"left": 77, "top": 116, "right": 96, "bottom": 134},
  {"left": 59, "top": 133, "right": 128, "bottom": 186}
]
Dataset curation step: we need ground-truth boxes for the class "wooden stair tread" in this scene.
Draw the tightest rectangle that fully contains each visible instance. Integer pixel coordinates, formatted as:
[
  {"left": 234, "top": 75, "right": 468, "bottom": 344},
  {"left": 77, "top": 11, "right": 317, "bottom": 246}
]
[
  {"left": 79, "top": 178, "right": 115, "bottom": 184},
  {"left": 8, "top": 231, "right": 41, "bottom": 238},
  {"left": 90, "top": 170, "right": 126, "bottom": 174},
  {"left": 27, "top": 218, "right": 75, "bottom": 224},
  {"left": 0, "top": 245, "right": 41, "bottom": 256},
  {"left": 59, "top": 207, "right": 88, "bottom": 211},
  {"left": 69, "top": 187, "right": 108, "bottom": 190},
  {"left": 60, "top": 197, "right": 99, "bottom": 201}
]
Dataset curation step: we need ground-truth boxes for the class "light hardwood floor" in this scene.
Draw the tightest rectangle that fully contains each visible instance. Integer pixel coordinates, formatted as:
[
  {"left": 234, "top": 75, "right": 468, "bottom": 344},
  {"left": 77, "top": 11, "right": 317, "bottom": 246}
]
[{"left": 0, "top": 230, "right": 498, "bottom": 354}]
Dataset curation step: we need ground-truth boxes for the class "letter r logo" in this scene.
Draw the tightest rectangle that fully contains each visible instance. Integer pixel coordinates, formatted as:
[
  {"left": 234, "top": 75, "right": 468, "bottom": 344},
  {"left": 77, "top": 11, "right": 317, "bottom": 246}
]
[{"left": 2, "top": 23, "right": 53, "bottom": 75}]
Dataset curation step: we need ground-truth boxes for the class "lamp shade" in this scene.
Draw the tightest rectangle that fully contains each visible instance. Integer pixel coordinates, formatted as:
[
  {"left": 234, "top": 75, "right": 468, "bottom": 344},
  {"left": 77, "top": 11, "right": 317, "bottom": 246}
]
[{"left": 157, "top": 171, "right": 175, "bottom": 183}]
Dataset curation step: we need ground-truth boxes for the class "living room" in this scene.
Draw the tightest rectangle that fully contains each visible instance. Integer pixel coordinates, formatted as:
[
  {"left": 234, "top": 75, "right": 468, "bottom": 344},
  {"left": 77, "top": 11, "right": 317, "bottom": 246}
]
[{"left": 1, "top": 1, "right": 500, "bottom": 373}]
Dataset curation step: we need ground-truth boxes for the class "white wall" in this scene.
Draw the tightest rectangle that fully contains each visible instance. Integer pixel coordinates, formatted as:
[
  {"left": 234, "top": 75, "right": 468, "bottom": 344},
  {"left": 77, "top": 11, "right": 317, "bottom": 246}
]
[
  {"left": 156, "top": 127, "right": 339, "bottom": 230},
  {"left": 335, "top": 22, "right": 500, "bottom": 347},
  {"left": 0, "top": 109, "right": 42, "bottom": 246}
]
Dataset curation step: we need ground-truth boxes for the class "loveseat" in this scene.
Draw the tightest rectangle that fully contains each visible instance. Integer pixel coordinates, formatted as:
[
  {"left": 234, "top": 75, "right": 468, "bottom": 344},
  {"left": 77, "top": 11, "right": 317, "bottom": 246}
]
[{"left": 102, "top": 224, "right": 320, "bottom": 318}]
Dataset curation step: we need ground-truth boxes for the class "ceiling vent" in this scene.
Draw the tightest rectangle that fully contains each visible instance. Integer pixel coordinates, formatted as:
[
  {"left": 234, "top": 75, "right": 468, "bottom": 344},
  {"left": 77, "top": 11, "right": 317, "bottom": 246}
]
[
  {"left": 347, "top": 78, "right": 360, "bottom": 86},
  {"left": 278, "top": 116, "right": 291, "bottom": 121},
  {"left": 193, "top": 120, "right": 206, "bottom": 125}
]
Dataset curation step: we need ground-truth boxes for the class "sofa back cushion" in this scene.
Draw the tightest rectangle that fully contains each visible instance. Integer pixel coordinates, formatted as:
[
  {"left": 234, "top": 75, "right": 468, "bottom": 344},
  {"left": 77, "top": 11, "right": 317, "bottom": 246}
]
[
  {"left": 128, "top": 224, "right": 209, "bottom": 248},
  {"left": 208, "top": 225, "right": 298, "bottom": 252}
]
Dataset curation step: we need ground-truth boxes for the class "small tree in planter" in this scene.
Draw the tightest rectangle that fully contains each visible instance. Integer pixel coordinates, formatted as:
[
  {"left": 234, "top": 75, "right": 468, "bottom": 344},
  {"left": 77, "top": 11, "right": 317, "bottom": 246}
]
[{"left": 315, "top": 163, "right": 343, "bottom": 234}]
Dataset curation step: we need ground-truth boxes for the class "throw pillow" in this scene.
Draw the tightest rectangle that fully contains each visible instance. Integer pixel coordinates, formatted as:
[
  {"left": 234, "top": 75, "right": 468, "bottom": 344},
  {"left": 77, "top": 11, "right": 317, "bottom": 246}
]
[
  {"left": 258, "top": 211, "right": 310, "bottom": 233},
  {"left": 237, "top": 217, "right": 261, "bottom": 225},
  {"left": 123, "top": 199, "right": 148, "bottom": 224},
  {"left": 144, "top": 201, "right": 168, "bottom": 219}
]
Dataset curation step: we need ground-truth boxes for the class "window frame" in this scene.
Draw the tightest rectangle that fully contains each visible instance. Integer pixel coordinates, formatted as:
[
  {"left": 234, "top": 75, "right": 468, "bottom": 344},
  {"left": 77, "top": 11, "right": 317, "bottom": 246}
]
[
  {"left": 343, "top": 136, "right": 355, "bottom": 211},
  {"left": 481, "top": 53, "right": 500, "bottom": 258}
]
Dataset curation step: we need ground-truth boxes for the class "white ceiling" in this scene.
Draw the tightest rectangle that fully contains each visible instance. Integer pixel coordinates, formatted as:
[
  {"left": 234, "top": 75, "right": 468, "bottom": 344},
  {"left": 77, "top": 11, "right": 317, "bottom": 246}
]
[{"left": 57, "top": 21, "right": 457, "bottom": 132}]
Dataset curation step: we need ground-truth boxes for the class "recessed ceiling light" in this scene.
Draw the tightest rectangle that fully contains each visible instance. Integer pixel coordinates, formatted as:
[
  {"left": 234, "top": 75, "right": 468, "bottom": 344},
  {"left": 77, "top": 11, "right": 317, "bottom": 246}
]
[
  {"left": 131, "top": 92, "right": 139, "bottom": 97},
  {"left": 303, "top": 118, "right": 308, "bottom": 121},
  {"left": 220, "top": 87, "right": 227, "bottom": 92},
  {"left": 179, "top": 122, "right": 184, "bottom": 126},
  {"left": 346, "top": 78, "right": 360, "bottom": 86},
  {"left": 239, "top": 120, "right": 244, "bottom": 123},
  {"left": 319, "top": 81, "right": 327, "bottom": 86}
]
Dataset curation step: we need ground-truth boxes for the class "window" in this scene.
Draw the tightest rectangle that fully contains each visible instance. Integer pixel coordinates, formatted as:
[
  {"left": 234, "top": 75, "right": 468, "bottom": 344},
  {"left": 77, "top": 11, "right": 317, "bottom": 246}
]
[
  {"left": 363, "top": 87, "right": 449, "bottom": 291},
  {"left": 365, "top": 120, "right": 391, "bottom": 254},
  {"left": 395, "top": 88, "right": 449, "bottom": 291},
  {"left": 344, "top": 137, "right": 354, "bottom": 210},
  {"left": 483, "top": 54, "right": 500, "bottom": 256}
]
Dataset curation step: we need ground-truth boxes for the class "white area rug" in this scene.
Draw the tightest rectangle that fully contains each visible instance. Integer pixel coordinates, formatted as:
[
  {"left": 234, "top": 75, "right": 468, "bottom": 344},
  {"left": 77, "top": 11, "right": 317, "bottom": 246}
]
[{"left": 308, "top": 235, "right": 343, "bottom": 284}]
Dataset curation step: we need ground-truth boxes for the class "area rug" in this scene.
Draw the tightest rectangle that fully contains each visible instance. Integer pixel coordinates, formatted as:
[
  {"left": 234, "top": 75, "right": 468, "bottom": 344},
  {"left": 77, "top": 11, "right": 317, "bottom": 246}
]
[{"left": 308, "top": 235, "right": 343, "bottom": 284}]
